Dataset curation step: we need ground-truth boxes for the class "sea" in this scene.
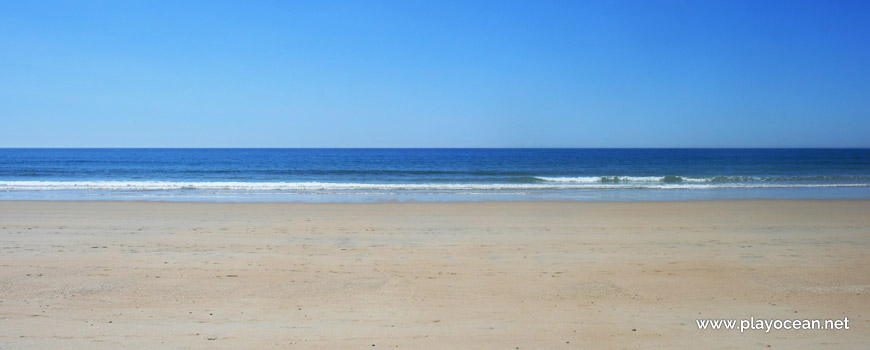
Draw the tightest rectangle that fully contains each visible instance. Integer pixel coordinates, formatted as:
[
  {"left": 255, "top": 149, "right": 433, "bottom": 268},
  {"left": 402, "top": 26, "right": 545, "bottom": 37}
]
[{"left": 1, "top": 148, "right": 869, "bottom": 202}]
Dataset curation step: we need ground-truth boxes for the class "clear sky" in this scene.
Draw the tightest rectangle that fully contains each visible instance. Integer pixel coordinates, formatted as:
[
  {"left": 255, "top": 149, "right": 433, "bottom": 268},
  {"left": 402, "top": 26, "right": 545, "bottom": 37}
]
[{"left": 1, "top": 1, "right": 868, "bottom": 148}]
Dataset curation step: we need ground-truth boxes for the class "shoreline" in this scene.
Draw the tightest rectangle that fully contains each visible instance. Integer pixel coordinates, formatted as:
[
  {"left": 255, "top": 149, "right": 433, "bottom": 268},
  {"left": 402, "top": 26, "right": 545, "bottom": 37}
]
[
  {"left": 4, "top": 185, "right": 870, "bottom": 203},
  {"left": 1, "top": 197, "right": 870, "bottom": 206},
  {"left": 1, "top": 200, "right": 868, "bottom": 348}
]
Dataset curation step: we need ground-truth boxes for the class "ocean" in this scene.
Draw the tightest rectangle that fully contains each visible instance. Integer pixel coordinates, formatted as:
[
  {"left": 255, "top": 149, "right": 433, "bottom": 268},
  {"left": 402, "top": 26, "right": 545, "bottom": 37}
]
[{"left": 1, "top": 148, "right": 869, "bottom": 202}]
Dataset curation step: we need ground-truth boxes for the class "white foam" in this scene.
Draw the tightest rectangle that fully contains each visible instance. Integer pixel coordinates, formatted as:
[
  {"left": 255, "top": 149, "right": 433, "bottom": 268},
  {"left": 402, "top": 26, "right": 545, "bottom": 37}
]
[
  {"left": 534, "top": 177, "right": 601, "bottom": 183},
  {"left": 680, "top": 177, "right": 711, "bottom": 182},
  {"left": 536, "top": 176, "right": 675, "bottom": 183},
  {"left": 0, "top": 180, "right": 868, "bottom": 192},
  {"left": 535, "top": 176, "right": 777, "bottom": 183},
  {"left": 618, "top": 176, "right": 667, "bottom": 182}
]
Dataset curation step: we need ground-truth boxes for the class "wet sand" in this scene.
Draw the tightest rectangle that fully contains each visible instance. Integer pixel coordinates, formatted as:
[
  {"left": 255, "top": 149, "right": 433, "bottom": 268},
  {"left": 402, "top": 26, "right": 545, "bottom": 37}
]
[{"left": 0, "top": 200, "right": 868, "bottom": 349}]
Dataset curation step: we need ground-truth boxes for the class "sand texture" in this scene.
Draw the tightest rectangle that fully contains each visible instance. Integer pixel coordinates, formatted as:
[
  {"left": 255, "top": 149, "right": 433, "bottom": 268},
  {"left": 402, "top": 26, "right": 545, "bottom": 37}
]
[{"left": 0, "top": 200, "right": 868, "bottom": 349}]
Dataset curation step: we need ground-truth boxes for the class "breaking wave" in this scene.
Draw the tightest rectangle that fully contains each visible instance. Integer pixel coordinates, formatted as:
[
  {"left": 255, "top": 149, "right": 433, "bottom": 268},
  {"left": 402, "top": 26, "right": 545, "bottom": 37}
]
[
  {"left": 533, "top": 175, "right": 870, "bottom": 184},
  {"left": 1, "top": 180, "right": 868, "bottom": 192}
]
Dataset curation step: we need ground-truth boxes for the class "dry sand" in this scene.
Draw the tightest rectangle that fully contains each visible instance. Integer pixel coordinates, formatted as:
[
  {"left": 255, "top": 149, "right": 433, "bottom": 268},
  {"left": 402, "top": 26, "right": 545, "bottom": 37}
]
[{"left": 0, "top": 200, "right": 868, "bottom": 349}]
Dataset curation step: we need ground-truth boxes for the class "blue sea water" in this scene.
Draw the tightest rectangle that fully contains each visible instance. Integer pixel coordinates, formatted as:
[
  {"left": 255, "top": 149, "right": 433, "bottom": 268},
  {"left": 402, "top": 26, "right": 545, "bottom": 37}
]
[{"left": 1, "top": 148, "right": 869, "bottom": 202}]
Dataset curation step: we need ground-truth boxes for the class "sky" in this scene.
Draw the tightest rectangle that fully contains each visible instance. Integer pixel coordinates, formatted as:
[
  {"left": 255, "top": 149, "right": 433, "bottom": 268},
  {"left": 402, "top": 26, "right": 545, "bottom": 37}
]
[{"left": 1, "top": 0, "right": 868, "bottom": 148}]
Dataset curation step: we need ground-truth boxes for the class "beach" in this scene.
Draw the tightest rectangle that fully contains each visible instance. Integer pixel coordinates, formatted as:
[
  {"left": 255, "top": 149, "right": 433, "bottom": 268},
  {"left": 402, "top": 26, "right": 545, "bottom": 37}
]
[{"left": 1, "top": 200, "right": 867, "bottom": 349}]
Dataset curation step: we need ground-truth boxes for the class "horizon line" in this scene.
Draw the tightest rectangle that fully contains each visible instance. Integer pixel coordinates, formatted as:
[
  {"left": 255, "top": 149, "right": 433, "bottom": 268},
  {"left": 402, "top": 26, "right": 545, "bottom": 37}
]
[{"left": 1, "top": 147, "right": 869, "bottom": 150}]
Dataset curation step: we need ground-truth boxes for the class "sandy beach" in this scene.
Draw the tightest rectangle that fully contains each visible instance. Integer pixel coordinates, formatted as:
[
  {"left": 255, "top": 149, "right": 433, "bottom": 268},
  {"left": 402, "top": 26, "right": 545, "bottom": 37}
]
[{"left": 0, "top": 200, "right": 867, "bottom": 349}]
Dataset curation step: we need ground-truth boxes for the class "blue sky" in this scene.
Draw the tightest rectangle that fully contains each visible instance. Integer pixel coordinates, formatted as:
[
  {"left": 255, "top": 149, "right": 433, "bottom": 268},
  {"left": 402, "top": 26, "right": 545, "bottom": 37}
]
[{"left": 1, "top": 1, "right": 868, "bottom": 147}]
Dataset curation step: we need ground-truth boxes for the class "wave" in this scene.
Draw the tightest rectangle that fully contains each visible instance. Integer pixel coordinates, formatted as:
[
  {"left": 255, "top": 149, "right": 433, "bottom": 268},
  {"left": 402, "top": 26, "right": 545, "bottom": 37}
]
[
  {"left": 1, "top": 180, "right": 869, "bottom": 191},
  {"left": 536, "top": 176, "right": 670, "bottom": 183},
  {"left": 535, "top": 176, "right": 743, "bottom": 183},
  {"left": 534, "top": 175, "right": 870, "bottom": 184}
]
